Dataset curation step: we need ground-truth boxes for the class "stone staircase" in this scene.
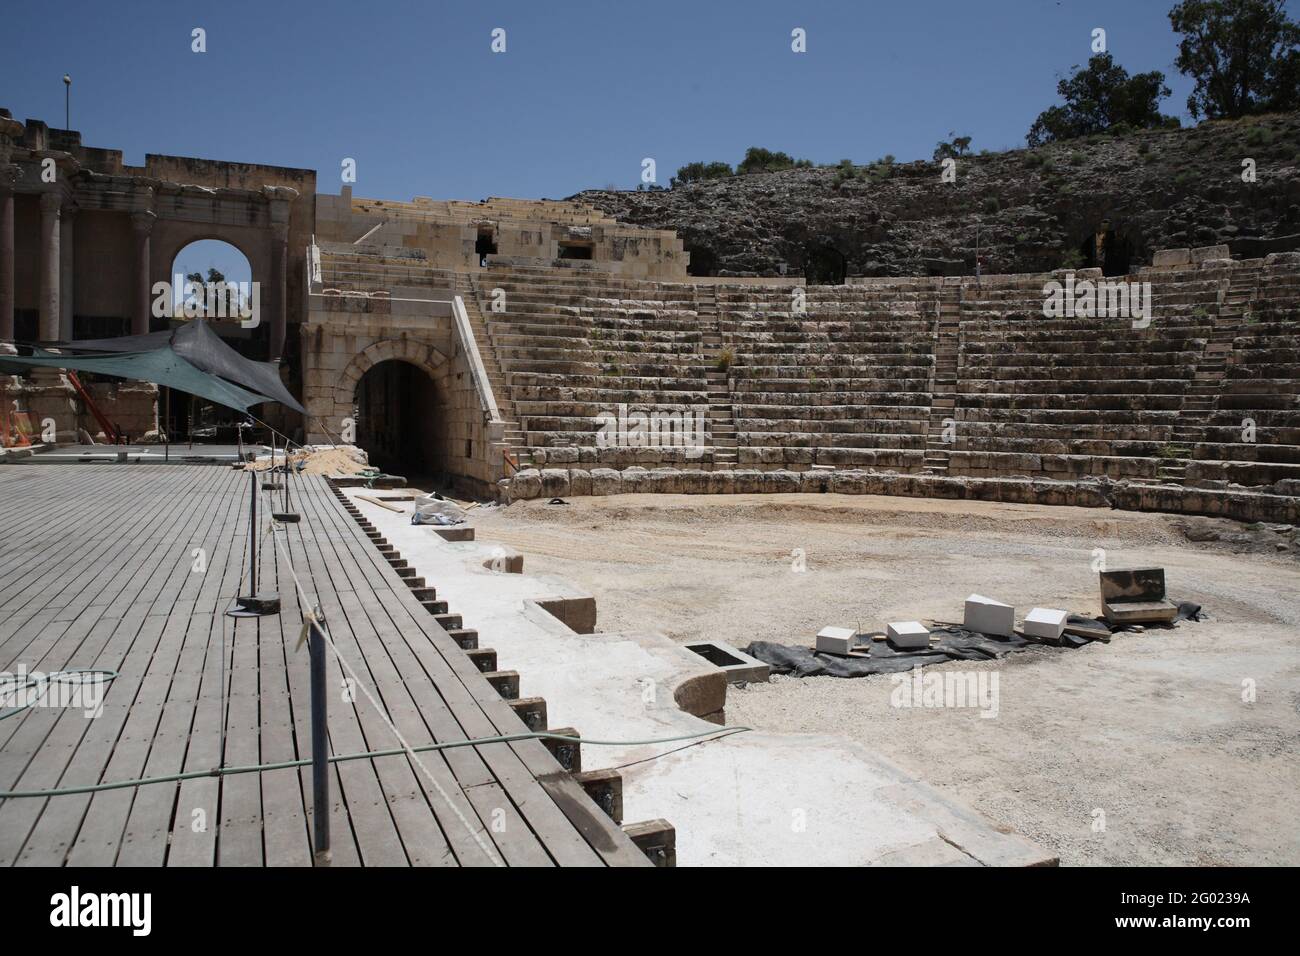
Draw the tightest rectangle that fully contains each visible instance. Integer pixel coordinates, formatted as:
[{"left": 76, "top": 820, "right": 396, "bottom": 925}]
[
  {"left": 697, "top": 286, "right": 738, "bottom": 467},
  {"left": 1161, "top": 268, "right": 1259, "bottom": 485},
  {"left": 457, "top": 275, "right": 532, "bottom": 469},
  {"left": 922, "top": 291, "right": 961, "bottom": 475}
]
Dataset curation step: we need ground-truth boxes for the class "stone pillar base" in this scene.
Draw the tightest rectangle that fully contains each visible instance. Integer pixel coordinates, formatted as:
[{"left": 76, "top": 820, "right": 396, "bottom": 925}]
[
  {"left": 23, "top": 367, "right": 79, "bottom": 444},
  {"left": 118, "top": 382, "right": 161, "bottom": 443}
]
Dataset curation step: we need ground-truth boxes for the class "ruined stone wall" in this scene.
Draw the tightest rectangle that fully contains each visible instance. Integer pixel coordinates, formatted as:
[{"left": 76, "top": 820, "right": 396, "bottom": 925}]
[{"left": 317, "top": 191, "right": 689, "bottom": 279}]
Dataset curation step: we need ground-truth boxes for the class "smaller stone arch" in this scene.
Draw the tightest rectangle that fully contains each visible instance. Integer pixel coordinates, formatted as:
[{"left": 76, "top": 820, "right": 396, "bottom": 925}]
[{"left": 330, "top": 338, "right": 450, "bottom": 427}]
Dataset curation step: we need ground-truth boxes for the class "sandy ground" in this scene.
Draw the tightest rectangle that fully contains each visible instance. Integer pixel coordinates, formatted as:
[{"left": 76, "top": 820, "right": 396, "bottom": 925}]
[{"left": 474, "top": 493, "right": 1300, "bottom": 866}]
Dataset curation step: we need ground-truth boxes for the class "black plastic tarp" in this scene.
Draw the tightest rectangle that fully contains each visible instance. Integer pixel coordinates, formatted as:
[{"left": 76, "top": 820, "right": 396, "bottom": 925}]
[{"left": 744, "top": 604, "right": 1203, "bottom": 678}]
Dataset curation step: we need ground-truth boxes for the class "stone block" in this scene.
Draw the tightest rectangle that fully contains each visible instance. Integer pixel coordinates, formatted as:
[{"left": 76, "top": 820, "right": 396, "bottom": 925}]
[
  {"left": 568, "top": 468, "right": 592, "bottom": 496},
  {"left": 1099, "top": 567, "right": 1178, "bottom": 624},
  {"left": 510, "top": 468, "right": 541, "bottom": 499},
  {"left": 964, "top": 593, "right": 1015, "bottom": 637},
  {"left": 1152, "top": 248, "right": 1191, "bottom": 267},
  {"left": 539, "top": 468, "right": 570, "bottom": 498},
  {"left": 886, "top": 620, "right": 931, "bottom": 649},
  {"left": 1191, "top": 244, "right": 1230, "bottom": 263},
  {"left": 587, "top": 468, "right": 621, "bottom": 496},
  {"left": 1022, "top": 607, "right": 1067, "bottom": 641},
  {"left": 815, "top": 626, "right": 857, "bottom": 655}
]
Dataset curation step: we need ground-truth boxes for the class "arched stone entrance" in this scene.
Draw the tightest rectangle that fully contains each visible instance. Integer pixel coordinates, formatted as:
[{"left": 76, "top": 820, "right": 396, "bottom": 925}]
[
  {"left": 804, "top": 244, "right": 847, "bottom": 285},
  {"left": 333, "top": 339, "right": 450, "bottom": 482}
]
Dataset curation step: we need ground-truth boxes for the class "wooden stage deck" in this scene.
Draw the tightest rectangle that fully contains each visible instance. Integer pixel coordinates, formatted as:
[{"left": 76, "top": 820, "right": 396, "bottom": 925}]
[{"left": 0, "top": 463, "right": 648, "bottom": 866}]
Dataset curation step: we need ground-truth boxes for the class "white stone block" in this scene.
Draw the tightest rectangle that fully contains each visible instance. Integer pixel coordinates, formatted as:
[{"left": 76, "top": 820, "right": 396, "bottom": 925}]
[
  {"left": 815, "top": 626, "right": 857, "bottom": 655},
  {"left": 886, "top": 620, "right": 931, "bottom": 650},
  {"left": 1023, "top": 607, "right": 1068, "bottom": 640},
  {"left": 964, "top": 594, "right": 1015, "bottom": 637}
]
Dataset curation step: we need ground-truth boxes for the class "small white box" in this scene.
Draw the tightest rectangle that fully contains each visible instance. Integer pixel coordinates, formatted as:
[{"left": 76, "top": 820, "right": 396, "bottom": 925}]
[
  {"left": 815, "top": 626, "right": 857, "bottom": 655},
  {"left": 886, "top": 620, "right": 931, "bottom": 650},
  {"left": 964, "top": 594, "right": 1015, "bottom": 637},
  {"left": 1023, "top": 607, "right": 1068, "bottom": 640}
]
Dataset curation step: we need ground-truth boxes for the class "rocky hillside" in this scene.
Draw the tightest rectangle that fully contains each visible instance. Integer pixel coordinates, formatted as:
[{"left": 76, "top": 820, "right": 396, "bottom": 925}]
[{"left": 572, "top": 114, "right": 1300, "bottom": 279}]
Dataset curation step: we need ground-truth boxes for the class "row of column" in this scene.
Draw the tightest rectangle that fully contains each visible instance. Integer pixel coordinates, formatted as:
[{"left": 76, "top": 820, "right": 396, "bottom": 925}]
[
  {"left": 0, "top": 178, "right": 90, "bottom": 344},
  {"left": 0, "top": 178, "right": 286, "bottom": 357},
  {"left": 0, "top": 165, "right": 20, "bottom": 343}
]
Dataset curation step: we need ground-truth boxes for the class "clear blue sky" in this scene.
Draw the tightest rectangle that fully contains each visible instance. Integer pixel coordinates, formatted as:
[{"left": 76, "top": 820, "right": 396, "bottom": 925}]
[{"left": 1, "top": 0, "right": 1284, "bottom": 205}]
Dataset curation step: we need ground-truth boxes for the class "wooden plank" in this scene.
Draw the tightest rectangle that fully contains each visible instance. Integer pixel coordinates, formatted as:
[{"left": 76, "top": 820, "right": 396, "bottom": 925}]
[
  {"left": 0, "top": 466, "right": 648, "bottom": 867},
  {"left": 309, "top": 481, "right": 644, "bottom": 866},
  {"left": 0, "top": 467, "right": 232, "bottom": 865},
  {"left": 277, "top": 493, "right": 465, "bottom": 866},
  {"left": 296, "top": 483, "right": 552, "bottom": 866}
]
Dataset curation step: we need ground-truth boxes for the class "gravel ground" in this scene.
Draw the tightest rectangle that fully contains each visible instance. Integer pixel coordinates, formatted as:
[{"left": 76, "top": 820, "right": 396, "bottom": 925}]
[{"left": 475, "top": 493, "right": 1300, "bottom": 866}]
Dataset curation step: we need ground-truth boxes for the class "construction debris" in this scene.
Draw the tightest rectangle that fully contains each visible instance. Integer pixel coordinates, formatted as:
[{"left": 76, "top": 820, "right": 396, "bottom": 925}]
[{"left": 411, "top": 494, "right": 468, "bottom": 526}]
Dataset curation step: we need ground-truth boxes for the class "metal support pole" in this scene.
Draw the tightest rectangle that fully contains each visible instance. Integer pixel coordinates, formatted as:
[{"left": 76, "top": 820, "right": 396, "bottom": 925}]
[
  {"left": 309, "top": 617, "right": 331, "bottom": 863},
  {"left": 247, "top": 468, "right": 257, "bottom": 593}
]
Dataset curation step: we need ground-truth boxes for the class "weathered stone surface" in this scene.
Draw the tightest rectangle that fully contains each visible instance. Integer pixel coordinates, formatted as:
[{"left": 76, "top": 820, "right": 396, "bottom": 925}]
[
  {"left": 511, "top": 468, "right": 541, "bottom": 499},
  {"left": 539, "top": 468, "right": 571, "bottom": 498},
  {"left": 574, "top": 115, "right": 1300, "bottom": 277},
  {"left": 1153, "top": 248, "right": 1192, "bottom": 267},
  {"left": 589, "top": 467, "right": 623, "bottom": 496},
  {"left": 508, "top": 466, "right": 1297, "bottom": 525},
  {"left": 568, "top": 468, "right": 592, "bottom": 496},
  {"left": 1190, "top": 244, "right": 1230, "bottom": 262}
]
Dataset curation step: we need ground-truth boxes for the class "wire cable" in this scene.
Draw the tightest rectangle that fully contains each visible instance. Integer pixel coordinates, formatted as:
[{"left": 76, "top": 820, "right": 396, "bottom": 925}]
[{"left": 0, "top": 726, "right": 751, "bottom": 799}]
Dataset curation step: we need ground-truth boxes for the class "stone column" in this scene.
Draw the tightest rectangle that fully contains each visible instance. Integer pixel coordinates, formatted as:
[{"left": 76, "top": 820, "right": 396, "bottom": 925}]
[
  {"left": 131, "top": 211, "right": 155, "bottom": 336},
  {"left": 59, "top": 203, "right": 75, "bottom": 342},
  {"left": 0, "top": 164, "right": 20, "bottom": 343},
  {"left": 38, "top": 192, "right": 61, "bottom": 342},
  {"left": 270, "top": 222, "right": 288, "bottom": 359}
]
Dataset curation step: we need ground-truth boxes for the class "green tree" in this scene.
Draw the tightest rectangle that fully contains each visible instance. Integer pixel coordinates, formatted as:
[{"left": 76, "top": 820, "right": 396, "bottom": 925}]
[
  {"left": 184, "top": 267, "right": 245, "bottom": 318},
  {"left": 1169, "top": 0, "right": 1300, "bottom": 118},
  {"left": 1027, "top": 53, "right": 1175, "bottom": 146},
  {"left": 735, "top": 147, "right": 812, "bottom": 175},
  {"left": 671, "top": 160, "right": 733, "bottom": 186},
  {"left": 933, "top": 133, "right": 973, "bottom": 161}
]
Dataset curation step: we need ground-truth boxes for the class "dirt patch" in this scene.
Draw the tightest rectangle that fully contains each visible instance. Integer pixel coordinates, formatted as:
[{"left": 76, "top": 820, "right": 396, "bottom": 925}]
[
  {"left": 248, "top": 445, "right": 369, "bottom": 475},
  {"left": 474, "top": 493, "right": 1300, "bottom": 865}
]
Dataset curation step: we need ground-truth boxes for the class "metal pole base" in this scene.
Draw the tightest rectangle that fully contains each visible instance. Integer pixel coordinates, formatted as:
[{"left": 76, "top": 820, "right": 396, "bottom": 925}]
[{"left": 227, "top": 593, "right": 281, "bottom": 617}]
